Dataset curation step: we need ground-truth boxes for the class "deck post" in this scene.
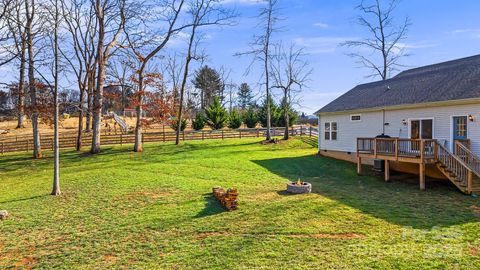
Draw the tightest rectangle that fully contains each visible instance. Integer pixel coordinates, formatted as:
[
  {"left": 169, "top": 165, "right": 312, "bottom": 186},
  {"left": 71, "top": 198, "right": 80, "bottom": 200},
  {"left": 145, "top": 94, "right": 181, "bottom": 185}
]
[
  {"left": 385, "top": 160, "right": 390, "bottom": 182},
  {"left": 357, "top": 156, "right": 362, "bottom": 175},
  {"left": 467, "top": 171, "right": 473, "bottom": 194},
  {"left": 419, "top": 163, "right": 426, "bottom": 191}
]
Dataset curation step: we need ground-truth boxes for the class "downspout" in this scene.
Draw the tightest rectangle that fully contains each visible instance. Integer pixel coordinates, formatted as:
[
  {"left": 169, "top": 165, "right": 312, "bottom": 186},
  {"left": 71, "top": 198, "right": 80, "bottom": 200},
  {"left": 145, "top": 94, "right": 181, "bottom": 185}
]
[{"left": 382, "top": 109, "right": 386, "bottom": 135}]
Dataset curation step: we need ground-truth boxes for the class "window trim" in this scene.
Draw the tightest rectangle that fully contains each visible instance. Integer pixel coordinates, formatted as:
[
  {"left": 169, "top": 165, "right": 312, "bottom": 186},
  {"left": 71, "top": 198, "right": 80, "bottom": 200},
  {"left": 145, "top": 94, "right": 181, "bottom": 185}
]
[
  {"left": 350, "top": 114, "right": 362, "bottom": 122},
  {"left": 408, "top": 117, "right": 434, "bottom": 139},
  {"left": 324, "top": 121, "right": 337, "bottom": 141}
]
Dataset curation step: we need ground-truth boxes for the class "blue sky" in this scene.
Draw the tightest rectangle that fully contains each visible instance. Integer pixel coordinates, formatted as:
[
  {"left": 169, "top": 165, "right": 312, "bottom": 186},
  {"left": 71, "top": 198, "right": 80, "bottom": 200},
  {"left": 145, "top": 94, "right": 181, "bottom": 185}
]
[{"left": 201, "top": 0, "right": 480, "bottom": 114}]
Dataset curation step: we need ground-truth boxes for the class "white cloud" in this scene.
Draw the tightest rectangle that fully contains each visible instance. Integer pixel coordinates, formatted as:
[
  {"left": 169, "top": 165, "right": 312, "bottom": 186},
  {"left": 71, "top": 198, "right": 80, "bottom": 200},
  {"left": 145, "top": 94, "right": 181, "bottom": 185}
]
[
  {"left": 313, "top": 22, "right": 329, "bottom": 29},
  {"left": 447, "top": 29, "right": 480, "bottom": 39},
  {"left": 221, "top": 0, "right": 265, "bottom": 5},
  {"left": 293, "top": 36, "right": 353, "bottom": 54}
]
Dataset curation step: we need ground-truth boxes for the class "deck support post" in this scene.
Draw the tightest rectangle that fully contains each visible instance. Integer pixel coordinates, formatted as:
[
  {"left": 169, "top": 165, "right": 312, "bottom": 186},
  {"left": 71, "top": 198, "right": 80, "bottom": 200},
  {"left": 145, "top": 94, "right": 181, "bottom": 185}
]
[
  {"left": 384, "top": 160, "right": 390, "bottom": 182},
  {"left": 419, "top": 163, "right": 426, "bottom": 191},
  {"left": 357, "top": 156, "right": 362, "bottom": 175}
]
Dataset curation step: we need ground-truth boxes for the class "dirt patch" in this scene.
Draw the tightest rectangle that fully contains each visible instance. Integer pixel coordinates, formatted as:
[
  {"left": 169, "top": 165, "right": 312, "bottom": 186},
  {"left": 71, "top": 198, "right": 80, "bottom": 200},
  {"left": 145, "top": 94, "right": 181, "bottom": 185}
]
[
  {"left": 470, "top": 247, "right": 479, "bottom": 256},
  {"left": 14, "top": 256, "right": 38, "bottom": 270},
  {"left": 195, "top": 232, "right": 365, "bottom": 240},
  {"left": 103, "top": 254, "right": 119, "bottom": 263}
]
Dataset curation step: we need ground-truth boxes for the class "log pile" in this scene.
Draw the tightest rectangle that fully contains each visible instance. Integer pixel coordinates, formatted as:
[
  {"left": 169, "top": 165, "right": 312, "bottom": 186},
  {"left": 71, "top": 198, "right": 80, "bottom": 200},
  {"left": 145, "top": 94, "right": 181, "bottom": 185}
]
[{"left": 212, "top": 187, "right": 238, "bottom": 211}]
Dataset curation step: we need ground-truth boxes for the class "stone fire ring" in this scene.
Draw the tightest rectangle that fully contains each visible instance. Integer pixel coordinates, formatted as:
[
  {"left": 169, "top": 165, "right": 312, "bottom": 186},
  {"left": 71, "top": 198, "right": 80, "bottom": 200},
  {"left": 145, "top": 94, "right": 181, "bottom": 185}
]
[{"left": 286, "top": 182, "right": 312, "bottom": 194}]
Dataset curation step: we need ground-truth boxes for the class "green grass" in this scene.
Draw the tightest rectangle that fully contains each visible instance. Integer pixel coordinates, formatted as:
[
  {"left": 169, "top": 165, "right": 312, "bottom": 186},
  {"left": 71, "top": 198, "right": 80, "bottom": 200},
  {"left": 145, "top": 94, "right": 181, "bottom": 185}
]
[{"left": 0, "top": 138, "right": 479, "bottom": 269}]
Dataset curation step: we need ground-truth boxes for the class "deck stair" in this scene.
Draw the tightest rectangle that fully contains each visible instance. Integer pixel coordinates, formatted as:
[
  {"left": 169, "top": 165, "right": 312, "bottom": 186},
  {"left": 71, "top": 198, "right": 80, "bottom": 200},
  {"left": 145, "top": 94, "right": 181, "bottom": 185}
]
[{"left": 112, "top": 112, "right": 129, "bottom": 134}]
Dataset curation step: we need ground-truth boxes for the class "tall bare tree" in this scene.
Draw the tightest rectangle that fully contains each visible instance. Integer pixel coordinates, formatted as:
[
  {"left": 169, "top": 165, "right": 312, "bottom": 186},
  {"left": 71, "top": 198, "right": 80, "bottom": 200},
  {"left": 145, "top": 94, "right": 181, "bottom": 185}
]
[
  {"left": 61, "top": 0, "right": 97, "bottom": 151},
  {"left": 270, "top": 43, "right": 311, "bottom": 140},
  {"left": 342, "top": 0, "right": 410, "bottom": 80},
  {"left": 175, "top": 0, "right": 236, "bottom": 145},
  {"left": 25, "top": 0, "right": 43, "bottom": 158},
  {"left": 236, "top": 0, "right": 280, "bottom": 141},
  {"left": 90, "top": 0, "right": 126, "bottom": 154},
  {"left": 51, "top": 0, "right": 61, "bottom": 195},
  {"left": 123, "top": 0, "right": 187, "bottom": 152}
]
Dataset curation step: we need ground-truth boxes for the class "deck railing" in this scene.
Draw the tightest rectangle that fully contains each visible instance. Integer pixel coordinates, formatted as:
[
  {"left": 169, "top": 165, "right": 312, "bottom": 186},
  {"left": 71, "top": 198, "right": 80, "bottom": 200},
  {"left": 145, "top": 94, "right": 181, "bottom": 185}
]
[
  {"left": 357, "top": 138, "right": 436, "bottom": 161},
  {"left": 436, "top": 142, "right": 473, "bottom": 190},
  {"left": 455, "top": 141, "right": 480, "bottom": 178}
]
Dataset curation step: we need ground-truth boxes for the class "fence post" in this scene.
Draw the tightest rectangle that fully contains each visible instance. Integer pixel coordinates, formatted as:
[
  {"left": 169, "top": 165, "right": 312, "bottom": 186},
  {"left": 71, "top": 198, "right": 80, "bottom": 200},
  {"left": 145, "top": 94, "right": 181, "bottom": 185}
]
[
  {"left": 239, "top": 130, "right": 242, "bottom": 139},
  {"left": 142, "top": 132, "right": 145, "bottom": 144},
  {"left": 163, "top": 131, "right": 166, "bottom": 142},
  {"left": 27, "top": 140, "right": 29, "bottom": 152},
  {"left": 222, "top": 130, "right": 224, "bottom": 140},
  {"left": 202, "top": 131, "right": 204, "bottom": 140},
  {"left": 1, "top": 142, "right": 3, "bottom": 155},
  {"left": 256, "top": 129, "right": 259, "bottom": 137},
  {"left": 309, "top": 127, "right": 312, "bottom": 137},
  {"left": 182, "top": 131, "right": 185, "bottom": 141},
  {"left": 120, "top": 133, "right": 123, "bottom": 146}
]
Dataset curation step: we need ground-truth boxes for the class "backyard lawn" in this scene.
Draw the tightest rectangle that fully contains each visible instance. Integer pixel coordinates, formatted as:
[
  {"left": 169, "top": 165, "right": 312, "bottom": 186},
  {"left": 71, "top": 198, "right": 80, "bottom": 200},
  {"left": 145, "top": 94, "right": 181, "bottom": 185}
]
[{"left": 0, "top": 138, "right": 479, "bottom": 269}]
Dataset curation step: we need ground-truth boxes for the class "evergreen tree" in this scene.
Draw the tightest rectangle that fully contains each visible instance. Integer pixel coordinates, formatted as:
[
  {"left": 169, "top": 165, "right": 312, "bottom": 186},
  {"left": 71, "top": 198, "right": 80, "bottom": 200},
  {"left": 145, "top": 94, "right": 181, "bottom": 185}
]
[
  {"left": 243, "top": 107, "right": 258, "bottom": 128},
  {"left": 228, "top": 109, "right": 242, "bottom": 129},
  {"left": 257, "top": 96, "right": 280, "bottom": 128},
  {"left": 192, "top": 66, "right": 223, "bottom": 109},
  {"left": 192, "top": 112, "right": 206, "bottom": 130},
  {"left": 170, "top": 118, "right": 187, "bottom": 131},
  {"left": 277, "top": 98, "right": 298, "bottom": 127},
  {"left": 205, "top": 96, "right": 228, "bottom": 130},
  {"left": 236, "top": 83, "right": 254, "bottom": 110}
]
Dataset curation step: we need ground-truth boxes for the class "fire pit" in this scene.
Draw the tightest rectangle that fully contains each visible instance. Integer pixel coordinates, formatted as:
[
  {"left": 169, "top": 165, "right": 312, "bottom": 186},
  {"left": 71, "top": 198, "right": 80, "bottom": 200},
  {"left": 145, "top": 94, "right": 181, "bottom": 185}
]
[{"left": 286, "top": 179, "right": 312, "bottom": 194}]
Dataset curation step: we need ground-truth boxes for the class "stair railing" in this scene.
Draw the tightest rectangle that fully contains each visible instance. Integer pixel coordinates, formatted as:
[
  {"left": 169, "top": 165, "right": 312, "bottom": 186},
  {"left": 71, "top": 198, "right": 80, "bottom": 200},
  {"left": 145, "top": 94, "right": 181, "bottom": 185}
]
[
  {"left": 435, "top": 141, "right": 473, "bottom": 193},
  {"left": 454, "top": 141, "right": 480, "bottom": 178}
]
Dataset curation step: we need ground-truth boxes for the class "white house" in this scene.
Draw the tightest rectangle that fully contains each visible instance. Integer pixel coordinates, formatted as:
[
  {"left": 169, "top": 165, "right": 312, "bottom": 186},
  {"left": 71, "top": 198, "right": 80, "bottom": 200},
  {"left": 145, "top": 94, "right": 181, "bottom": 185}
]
[{"left": 315, "top": 55, "right": 480, "bottom": 194}]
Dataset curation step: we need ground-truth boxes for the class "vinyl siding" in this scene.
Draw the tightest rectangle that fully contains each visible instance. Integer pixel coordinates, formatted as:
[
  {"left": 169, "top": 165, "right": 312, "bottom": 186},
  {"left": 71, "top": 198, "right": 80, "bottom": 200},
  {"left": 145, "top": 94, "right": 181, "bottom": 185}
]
[{"left": 319, "top": 103, "right": 480, "bottom": 155}]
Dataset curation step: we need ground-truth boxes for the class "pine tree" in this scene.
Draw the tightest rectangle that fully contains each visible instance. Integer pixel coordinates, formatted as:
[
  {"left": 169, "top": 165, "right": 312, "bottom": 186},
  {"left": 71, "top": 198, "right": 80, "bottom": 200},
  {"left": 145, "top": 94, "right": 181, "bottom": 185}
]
[
  {"left": 257, "top": 96, "right": 280, "bottom": 128},
  {"left": 205, "top": 96, "right": 228, "bottom": 130},
  {"left": 192, "top": 112, "right": 206, "bottom": 130},
  {"left": 243, "top": 107, "right": 258, "bottom": 128},
  {"left": 228, "top": 109, "right": 242, "bottom": 129},
  {"left": 192, "top": 66, "right": 223, "bottom": 109},
  {"left": 237, "top": 83, "right": 253, "bottom": 110}
]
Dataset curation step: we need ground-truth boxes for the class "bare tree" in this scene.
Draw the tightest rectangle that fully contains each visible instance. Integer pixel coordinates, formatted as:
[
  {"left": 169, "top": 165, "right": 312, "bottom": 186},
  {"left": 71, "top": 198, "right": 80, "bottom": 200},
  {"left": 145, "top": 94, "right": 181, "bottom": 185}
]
[
  {"left": 123, "top": 0, "right": 188, "bottom": 152},
  {"left": 61, "top": 0, "right": 97, "bottom": 151},
  {"left": 51, "top": 0, "right": 61, "bottom": 195},
  {"left": 270, "top": 43, "right": 311, "bottom": 140},
  {"left": 25, "top": 0, "right": 43, "bottom": 158},
  {"left": 90, "top": 0, "right": 126, "bottom": 154},
  {"left": 174, "top": 0, "right": 236, "bottom": 145},
  {"left": 236, "top": 0, "right": 280, "bottom": 141},
  {"left": 342, "top": 0, "right": 410, "bottom": 80}
]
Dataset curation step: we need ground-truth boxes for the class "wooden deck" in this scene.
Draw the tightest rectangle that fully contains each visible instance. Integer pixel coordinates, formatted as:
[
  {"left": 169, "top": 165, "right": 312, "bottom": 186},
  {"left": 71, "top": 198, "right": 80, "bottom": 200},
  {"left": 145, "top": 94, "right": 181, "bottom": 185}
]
[{"left": 356, "top": 138, "right": 480, "bottom": 194}]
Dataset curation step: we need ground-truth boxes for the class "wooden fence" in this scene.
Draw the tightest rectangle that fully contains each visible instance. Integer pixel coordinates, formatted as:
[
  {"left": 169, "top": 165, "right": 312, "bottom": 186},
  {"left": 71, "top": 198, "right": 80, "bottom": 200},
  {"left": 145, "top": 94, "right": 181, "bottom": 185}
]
[{"left": 0, "top": 126, "right": 318, "bottom": 155}]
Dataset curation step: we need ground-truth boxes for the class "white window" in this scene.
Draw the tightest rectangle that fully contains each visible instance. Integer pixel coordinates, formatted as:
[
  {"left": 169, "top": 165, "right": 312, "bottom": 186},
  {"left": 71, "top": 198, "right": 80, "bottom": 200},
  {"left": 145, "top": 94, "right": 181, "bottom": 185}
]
[
  {"left": 324, "top": 122, "right": 337, "bottom": 141},
  {"left": 350, "top": 114, "right": 361, "bottom": 122}
]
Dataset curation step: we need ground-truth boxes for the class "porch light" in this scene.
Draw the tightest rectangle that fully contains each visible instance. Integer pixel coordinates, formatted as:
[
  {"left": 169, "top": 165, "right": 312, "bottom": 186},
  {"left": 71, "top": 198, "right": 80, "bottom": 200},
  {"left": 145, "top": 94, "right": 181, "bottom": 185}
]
[
  {"left": 469, "top": 114, "right": 475, "bottom": 122},
  {"left": 402, "top": 119, "right": 407, "bottom": 125}
]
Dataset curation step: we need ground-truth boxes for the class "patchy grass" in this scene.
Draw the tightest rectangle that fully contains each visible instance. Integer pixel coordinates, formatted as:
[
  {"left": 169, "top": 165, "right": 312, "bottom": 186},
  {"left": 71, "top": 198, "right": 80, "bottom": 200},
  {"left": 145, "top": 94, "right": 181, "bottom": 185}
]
[{"left": 0, "top": 138, "right": 479, "bottom": 269}]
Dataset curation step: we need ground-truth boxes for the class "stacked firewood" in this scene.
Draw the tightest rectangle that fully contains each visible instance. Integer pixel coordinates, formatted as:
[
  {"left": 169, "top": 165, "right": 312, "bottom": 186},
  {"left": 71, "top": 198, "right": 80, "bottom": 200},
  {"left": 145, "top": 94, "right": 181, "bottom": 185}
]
[{"left": 212, "top": 187, "right": 238, "bottom": 211}]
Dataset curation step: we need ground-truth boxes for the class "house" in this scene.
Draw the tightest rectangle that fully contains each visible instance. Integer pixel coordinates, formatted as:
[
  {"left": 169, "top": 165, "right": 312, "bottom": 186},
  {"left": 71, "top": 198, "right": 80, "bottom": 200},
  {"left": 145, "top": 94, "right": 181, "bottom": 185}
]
[{"left": 315, "top": 55, "right": 480, "bottom": 194}]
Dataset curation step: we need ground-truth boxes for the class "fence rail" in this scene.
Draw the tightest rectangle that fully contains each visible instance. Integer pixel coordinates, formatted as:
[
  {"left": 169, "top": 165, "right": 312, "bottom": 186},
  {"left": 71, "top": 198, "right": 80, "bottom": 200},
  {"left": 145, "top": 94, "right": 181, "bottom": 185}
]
[{"left": 0, "top": 126, "right": 317, "bottom": 155}]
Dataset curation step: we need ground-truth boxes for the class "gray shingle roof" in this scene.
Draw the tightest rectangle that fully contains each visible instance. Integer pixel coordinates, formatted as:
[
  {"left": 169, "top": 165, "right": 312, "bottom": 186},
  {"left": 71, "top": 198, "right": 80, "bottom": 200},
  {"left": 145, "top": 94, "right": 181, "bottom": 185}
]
[{"left": 316, "top": 55, "right": 480, "bottom": 114}]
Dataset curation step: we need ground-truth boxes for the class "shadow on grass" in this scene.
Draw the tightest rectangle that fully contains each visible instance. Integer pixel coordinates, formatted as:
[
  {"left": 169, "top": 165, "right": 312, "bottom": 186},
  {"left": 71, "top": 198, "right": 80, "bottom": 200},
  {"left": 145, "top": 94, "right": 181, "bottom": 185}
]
[
  {"left": 253, "top": 155, "right": 480, "bottom": 229},
  {"left": 0, "top": 194, "right": 49, "bottom": 204},
  {"left": 195, "top": 193, "right": 225, "bottom": 218}
]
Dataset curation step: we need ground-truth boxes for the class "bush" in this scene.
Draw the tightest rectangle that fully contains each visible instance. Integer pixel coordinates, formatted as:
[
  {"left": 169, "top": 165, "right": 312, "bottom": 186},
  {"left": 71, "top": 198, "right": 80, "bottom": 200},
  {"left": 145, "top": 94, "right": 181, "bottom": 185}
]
[
  {"left": 257, "top": 97, "right": 281, "bottom": 128},
  {"left": 170, "top": 118, "right": 187, "bottom": 131},
  {"left": 243, "top": 107, "right": 258, "bottom": 128},
  {"left": 228, "top": 109, "right": 242, "bottom": 129},
  {"left": 192, "top": 112, "right": 206, "bottom": 130},
  {"left": 205, "top": 96, "right": 228, "bottom": 130}
]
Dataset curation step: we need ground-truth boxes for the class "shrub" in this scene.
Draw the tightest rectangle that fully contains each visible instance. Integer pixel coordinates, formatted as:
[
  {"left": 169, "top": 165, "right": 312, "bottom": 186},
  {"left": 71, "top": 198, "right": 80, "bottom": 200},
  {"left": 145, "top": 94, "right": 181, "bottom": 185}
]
[
  {"left": 205, "top": 96, "right": 228, "bottom": 130},
  {"left": 170, "top": 118, "right": 187, "bottom": 131},
  {"left": 192, "top": 112, "right": 206, "bottom": 130},
  {"left": 243, "top": 107, "right": 258, "bottom": 128},
  {"left": 228, "top": 109, "right": 242, "bottom": 129},
  {"left": 257, "top": 96, "right": 281, "bottom": 127}
]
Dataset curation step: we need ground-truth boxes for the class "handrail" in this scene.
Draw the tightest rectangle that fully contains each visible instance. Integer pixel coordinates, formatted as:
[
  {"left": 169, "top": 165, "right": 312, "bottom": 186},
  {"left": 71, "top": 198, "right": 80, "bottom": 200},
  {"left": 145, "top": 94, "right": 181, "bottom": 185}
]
[
  {"left": 435, "top": 141, "right": 473, "bottom": 190},
  {"left": 455, "top": 141, "right": 480, "bottom": 178},
  {"left": 356, "top": 138, "right": 436, "bottom": 159}
]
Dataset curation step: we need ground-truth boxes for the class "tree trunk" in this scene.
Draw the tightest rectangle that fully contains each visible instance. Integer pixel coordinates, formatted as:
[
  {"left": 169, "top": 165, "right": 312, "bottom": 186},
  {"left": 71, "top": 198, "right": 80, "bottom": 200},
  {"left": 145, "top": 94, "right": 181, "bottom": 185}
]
[
  {"left": 91, "top": 6, "right": 105, "bottom": 154},
  {"left": 26, "top": 1, "right": 41, "bottom": 159},
  {"left": 283, "top": 93, "right": 289, "bottom": 140},
  {"left": 76, "top": 84, "right": 84, "bottom": 151},
  {"left": 51, "top": 0, "right": 61, "bottom": 196},
  {"left": 133, "top": 69, "right": 144, "bottom": 152},
  {"left": 16, "top": 38, "right": 26, "bottom": 129}
]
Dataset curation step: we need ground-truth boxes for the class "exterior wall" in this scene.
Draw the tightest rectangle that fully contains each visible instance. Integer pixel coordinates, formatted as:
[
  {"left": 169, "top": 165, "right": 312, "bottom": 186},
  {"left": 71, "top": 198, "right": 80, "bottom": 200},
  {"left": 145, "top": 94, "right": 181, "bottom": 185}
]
[{"left": 318, "top": 103, "right": 480, "bottom": 155}]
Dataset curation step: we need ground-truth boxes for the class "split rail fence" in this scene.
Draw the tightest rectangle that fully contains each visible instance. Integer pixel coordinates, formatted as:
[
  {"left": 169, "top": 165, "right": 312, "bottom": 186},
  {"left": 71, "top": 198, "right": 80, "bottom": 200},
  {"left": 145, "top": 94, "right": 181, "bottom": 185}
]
[{"left": 0, "top": 126, "right": 318, "bottom": 155}]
